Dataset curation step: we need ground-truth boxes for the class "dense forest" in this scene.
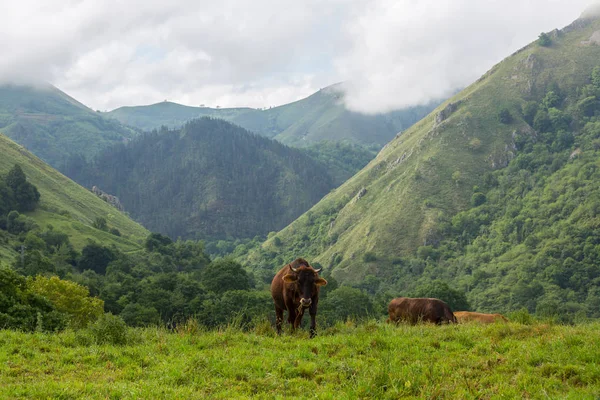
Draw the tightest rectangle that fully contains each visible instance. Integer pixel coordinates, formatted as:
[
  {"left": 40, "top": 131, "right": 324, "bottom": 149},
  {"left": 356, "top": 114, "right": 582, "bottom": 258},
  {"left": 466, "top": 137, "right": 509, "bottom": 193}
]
[{"left": 64, "top": 118, "right": 337, "bottom": 241}]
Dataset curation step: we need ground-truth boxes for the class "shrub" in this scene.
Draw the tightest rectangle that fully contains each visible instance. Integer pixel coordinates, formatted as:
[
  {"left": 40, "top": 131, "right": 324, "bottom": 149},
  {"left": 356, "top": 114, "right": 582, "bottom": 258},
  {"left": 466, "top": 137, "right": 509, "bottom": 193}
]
[
  {"left": 92, "top": 217, "right": 108, "bottom": 231},
  {"left": 89, "top": 313, "right": 129, "bottom": 345},
  {"left": 508, "top": 308, "right": 534, "bottom": 325},
  {"left": 471, "top": 192, "right": 487, "bottom": 207},
  {"left": 362, "top": 252, "right": 377, "bottom": 262},
  {"left": 538, "top": 32, "right": 552, "bottom": 47},
  {"left": 498, "top": 108, "right": 512, "bottom": 124},
  {"left": 28, "top": 275, "right": 104, "bottom": 329}
]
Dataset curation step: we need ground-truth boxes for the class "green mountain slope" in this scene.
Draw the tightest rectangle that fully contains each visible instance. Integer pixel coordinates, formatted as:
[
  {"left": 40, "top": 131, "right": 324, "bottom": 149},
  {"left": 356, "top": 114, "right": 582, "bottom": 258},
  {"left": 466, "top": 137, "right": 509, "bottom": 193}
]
[
  {"left": 64, "top": 118, "right": 336, "bottom": 241},
  {"left": 0, "top": 133, "right": 148, "bottom": 262},
  {"left": 0, "top": 84, "right": 137, "bottom": 168},
  {"left": 106, "top": 84, "right": 438, "bottom": 147},
  {"left": 243, "top": 13, "right": 600, "bottom": 316}
]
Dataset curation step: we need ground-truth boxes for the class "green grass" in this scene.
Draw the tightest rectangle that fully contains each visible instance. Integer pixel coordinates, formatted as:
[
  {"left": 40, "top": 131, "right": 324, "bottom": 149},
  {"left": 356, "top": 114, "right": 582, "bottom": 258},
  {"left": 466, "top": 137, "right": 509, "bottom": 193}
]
[
  {"left": 0, "top": 134, "right": 147, "bottom": 254},
  {"left": 1, "top": 321, "right": 599, "bottom": 398}
]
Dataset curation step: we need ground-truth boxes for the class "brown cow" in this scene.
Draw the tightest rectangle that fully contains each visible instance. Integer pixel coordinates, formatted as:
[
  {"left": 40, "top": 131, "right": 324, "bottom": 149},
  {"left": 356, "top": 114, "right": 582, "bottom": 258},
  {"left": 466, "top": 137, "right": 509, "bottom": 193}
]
[
  {"left": 387, "top": 297, "right": 457, "bottom": 325},
  {"left": 454, "top": 311, "right": 508, "bottom": 324},
  {"left": 271, "top": 258, "right": 327, "bottom": 338}
]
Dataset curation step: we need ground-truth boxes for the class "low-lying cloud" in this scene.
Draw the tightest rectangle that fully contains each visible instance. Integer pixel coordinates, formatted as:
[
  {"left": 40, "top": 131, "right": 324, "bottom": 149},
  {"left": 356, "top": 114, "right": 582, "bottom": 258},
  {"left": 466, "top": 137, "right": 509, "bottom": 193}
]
[{"left": 0, "top": 0, "right": 594, "bottom": 112}]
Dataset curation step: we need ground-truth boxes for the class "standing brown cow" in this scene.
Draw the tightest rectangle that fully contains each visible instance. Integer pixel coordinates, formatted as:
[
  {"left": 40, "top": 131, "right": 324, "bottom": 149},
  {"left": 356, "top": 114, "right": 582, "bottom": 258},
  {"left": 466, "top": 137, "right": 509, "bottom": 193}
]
[
  {"left": 271, "top": 258, "right": 327, "bottom": 338},
  {"left": 387, "top": 297, "right": 457, "bottom": 324},
  {"left": 454, "top": 311, "right": 508, "bottom": 323}
]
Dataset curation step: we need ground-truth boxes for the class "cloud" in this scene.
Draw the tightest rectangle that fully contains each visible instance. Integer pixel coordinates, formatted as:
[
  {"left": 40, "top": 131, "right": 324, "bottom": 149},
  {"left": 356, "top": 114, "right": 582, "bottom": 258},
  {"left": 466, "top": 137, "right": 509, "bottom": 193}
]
[
  {"left": 337, "top": 0, "right": 593, "bottom": 114},
  {"left": 0, "top": 0, "right": 595, "bottom": 112}
]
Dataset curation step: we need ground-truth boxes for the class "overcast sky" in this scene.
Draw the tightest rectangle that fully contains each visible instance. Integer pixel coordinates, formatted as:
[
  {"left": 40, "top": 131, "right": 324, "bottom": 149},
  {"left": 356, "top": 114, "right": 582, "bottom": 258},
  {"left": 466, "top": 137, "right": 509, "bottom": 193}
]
[{"left": 0, "top": 0, "right": 595, "bottom": 113}]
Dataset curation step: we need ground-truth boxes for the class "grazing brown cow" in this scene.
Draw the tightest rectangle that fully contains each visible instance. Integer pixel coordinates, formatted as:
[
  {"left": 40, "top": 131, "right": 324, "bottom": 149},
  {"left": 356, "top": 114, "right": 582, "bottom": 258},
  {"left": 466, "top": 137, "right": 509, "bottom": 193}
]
[
  {"left": 271, "top": 258, "right": 327, "bottom": 338},
  {"left": 387, "top": 297, "right": 457, "bottom": 325},
  {"left": 454, "top": 311, "right": 508, "bottom": 324}
]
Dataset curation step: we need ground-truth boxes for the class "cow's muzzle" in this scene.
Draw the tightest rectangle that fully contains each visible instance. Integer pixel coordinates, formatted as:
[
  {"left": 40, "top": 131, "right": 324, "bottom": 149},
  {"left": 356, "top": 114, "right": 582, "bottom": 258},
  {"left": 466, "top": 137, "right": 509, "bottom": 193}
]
[{"left": 300, "top": 298, "right": 312, "bottom": 308}]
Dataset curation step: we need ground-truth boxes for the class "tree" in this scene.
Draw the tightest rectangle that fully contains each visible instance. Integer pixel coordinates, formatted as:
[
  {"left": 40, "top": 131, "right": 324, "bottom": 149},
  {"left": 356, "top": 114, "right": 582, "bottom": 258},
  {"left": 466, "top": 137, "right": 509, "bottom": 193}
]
[
  {"left": 521, "top": 101, "right": 539, "bottom": 126},
  {"left": 320, "top": 287, "right": 374, "bottom": 324},
  {"left": 533, "top": 110, "right": 552, "bottom": 132},
  {"left": 201, "top": 259, "right": 250, "bottom": 295},
  {"left": 412, "top": 280, "right": 470, "bottom": 311},
  {"left": 452, "top": 171, "right": 462, "bottom": 185},
  {"left": 77, "top": 243, "right": 116, "bottom": 274},
  {"left": 92, "top": 217, "right": 108, "bottom": 231},
  {"left": 592, "top": 66, "right": 600, "bottom": 88},
  {"left": 498, "top": 108, "right": 512, "bottom": 124},
  {"left": 0, "top": 266, "right": 67, "bottom": 332},
  {"left": 538, "top": 32, "right": 552, "bottom": 47},
  {"left": 542, "top": 91, "right": 560, "bottom": 110},
  {"left": 5, "top": 164, "right": 40, "bottom": 212},
  {"left": 471, "top": 192, "right": 487, "bottom": 207},
  {"left": 145, "top": 232, "right": 174, "bottom": 254},
  {"left": 28, "top": 275, "right": 104, "bottom": 329}
]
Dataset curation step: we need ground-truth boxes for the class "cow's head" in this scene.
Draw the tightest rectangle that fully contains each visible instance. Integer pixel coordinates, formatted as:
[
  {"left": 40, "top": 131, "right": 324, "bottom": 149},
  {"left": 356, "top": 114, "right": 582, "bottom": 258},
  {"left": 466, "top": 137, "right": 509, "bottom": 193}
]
[{"left": 283, "top": 259, "right": 327, "bottom": 308}]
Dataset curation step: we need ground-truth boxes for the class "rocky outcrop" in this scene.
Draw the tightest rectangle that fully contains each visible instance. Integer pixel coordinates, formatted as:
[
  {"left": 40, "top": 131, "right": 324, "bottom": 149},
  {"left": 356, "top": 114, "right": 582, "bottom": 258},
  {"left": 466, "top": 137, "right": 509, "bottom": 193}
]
[
  {"left": 353, "top": 187, "right": 367, "bottom": 204},
  {"left": 91, "top": 186, "right": 125, "bottom": 212},
  {"left": 581, "top": 30, "right": 600, "bottom": 46},
  {"left": 434, "top": 100, "right": 463, "bottom": 127}
]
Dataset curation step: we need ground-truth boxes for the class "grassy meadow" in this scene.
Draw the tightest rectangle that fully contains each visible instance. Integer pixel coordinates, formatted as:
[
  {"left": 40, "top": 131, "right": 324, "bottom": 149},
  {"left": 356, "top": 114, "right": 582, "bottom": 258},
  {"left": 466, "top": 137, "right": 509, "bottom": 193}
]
[{"left": 1, "top": 320, "right": 599, "bottom": 399}]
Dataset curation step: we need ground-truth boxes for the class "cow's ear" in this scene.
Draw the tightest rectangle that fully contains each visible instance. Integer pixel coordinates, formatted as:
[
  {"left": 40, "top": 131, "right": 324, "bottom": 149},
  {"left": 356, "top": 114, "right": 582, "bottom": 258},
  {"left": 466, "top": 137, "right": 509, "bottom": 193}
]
[
  {"left": 283, "top": 274, "right": 298, "bottom": 283},
  {"left": 315, "top": 278, "right": 327, "bottom": 286}
]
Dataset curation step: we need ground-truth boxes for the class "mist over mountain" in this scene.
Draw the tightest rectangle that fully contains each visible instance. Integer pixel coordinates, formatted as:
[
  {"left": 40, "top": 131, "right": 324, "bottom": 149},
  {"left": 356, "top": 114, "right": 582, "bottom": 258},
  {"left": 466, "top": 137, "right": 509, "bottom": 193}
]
[
  {"left": 0, "top": 84, "right": 137, "bottom": 169},
  {"left": 107, "top": 84, "right": 439, "bottom": 148}
]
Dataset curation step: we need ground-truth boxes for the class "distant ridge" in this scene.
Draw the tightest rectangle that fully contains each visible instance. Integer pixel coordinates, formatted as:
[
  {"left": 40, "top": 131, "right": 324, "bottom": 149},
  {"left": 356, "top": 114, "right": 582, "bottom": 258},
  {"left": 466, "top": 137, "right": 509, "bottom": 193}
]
[{"left": 107, "top": 83, "right": 439, "bottom": 147}]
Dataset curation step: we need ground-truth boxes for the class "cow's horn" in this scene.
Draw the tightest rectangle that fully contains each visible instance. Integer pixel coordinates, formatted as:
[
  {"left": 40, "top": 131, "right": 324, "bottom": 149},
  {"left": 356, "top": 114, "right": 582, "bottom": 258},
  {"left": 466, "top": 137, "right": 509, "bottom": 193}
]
[
  {"left": 290, "top": 264, "right": 298, "bottom": 272},
  {"left": 314, "top": 267, "right": 322, "bottom": 273}
]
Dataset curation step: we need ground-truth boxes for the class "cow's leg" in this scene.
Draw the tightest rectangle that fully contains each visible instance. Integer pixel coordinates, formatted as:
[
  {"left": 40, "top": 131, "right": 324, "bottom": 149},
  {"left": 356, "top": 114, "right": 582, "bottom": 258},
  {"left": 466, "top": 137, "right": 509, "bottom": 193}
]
[
  {"left": 287, "top": 308, "right": 297, "bottom": 332},
  {"left": 275, "top": 306, "right": 284, "bottom": 335},
  {"left": 309, "top": 302, "right": 318, "bottom": 338}
]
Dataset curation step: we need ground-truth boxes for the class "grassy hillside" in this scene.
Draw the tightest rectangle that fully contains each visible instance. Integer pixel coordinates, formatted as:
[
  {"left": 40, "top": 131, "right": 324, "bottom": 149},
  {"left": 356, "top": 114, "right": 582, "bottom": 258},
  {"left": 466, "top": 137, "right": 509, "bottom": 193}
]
[
  {"left": 107, "top": 84, "right": 438, "bottom": 148},
  {"left": 1, "top": 321, "right": 599, "bottom": 398},
  {"left": 0, "top": 84, "right": 137, "bottom": 168},
  {"left": 64, "top": 118, "right": 336, "bottom": 241},
  {"left": 0, "top": 133, "right": 147, "bottom": 261},
  {"left": 243, "top": 15, "right": 600, "bottom": 302}
]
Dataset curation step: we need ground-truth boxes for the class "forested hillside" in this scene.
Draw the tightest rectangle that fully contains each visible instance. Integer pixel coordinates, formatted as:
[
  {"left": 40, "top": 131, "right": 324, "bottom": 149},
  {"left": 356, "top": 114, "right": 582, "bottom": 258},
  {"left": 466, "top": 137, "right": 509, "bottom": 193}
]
[
  {"left": 0, "top": 133, "right": 147, "bottom": 263},
  {"left": 107, "top": 84, "right": 438, "bottom": 147},
  {"left": 241, "top": 14, "right": 600, "bottom": 321},
  {"left": 0, "top": 84, "right": 137, "bottom": 168},
  {"left": 65, "top": 118, "right": 336, "bottom": 240}
]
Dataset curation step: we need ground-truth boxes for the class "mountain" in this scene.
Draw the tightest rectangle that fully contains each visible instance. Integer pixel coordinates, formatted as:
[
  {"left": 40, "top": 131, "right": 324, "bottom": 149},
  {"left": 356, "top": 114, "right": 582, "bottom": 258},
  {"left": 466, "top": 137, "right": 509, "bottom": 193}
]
[
  {"left": 0, "top": 132, "right": 148, "bottom": 263},
  {"left": 0, "top": 84, "right": 137, "bottom": 168},
  {"left": 64, "top": 118, "right": 337, "bottom": 241},
  {"left": 106, "top": 84, "right": 439, "bottom": 147},
  {"left": 242, "top": 12, "right": 600, "bottom": 319}
]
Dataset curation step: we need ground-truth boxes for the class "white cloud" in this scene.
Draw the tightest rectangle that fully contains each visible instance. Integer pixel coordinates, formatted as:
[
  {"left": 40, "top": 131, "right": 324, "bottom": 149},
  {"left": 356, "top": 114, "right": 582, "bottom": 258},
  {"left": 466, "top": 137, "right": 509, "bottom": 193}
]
[
  {"left": 0, "top": 0, "right": 595, "bottom": 112},
  {"left": 338, "top": 0, "right": 593, "bottom": 113}
]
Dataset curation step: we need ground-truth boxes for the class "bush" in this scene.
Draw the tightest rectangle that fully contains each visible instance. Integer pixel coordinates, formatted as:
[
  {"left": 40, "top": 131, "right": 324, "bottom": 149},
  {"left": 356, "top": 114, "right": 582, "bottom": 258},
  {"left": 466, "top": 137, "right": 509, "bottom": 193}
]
[
  {"left": 92, "top": 217, "right": 108, "bottom": 231},
  {"left": 538, "top": 32, "right": 552, "bottom": 47},
  {"left": 508, "top": 308, "right": 534, "bottom": 325},
  {"left": 498, "top": 108, "right": 512, "bottom": 124},
  {"left": 412, "top": 280, "right": 470, "bottom": 311},
  {"left": 362, "top": 252, "right": 377, "bottom": 262},
  {"left": 28, "top": 275, "right": 104, "bottom": 329},
  {"left": 89, "top": 313, "right": 129, "bottom": 345}
]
